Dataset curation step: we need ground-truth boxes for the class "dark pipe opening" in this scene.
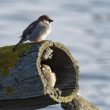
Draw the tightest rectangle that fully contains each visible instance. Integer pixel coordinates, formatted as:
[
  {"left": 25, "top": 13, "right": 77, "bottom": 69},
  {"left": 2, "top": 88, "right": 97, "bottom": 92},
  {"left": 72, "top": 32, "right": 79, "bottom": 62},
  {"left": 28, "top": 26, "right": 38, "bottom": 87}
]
[{"left": 41, "top": 46, "right": 77, "bottom": 96}]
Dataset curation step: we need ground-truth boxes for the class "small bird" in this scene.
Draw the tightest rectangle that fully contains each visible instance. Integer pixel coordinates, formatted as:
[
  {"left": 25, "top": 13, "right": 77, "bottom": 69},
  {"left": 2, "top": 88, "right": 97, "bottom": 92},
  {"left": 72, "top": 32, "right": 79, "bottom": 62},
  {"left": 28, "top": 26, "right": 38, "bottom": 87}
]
[{"left": 12, "top": 15, "right": 53, "bottom": 51}]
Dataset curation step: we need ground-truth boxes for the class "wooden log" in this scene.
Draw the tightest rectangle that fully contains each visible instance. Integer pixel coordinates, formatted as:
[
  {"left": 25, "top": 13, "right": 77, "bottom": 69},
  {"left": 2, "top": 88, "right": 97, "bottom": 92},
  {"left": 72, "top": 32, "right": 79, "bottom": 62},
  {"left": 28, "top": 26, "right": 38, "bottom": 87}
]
[{"left": 0, "top": 40, "right": 79, "bottom": 109}]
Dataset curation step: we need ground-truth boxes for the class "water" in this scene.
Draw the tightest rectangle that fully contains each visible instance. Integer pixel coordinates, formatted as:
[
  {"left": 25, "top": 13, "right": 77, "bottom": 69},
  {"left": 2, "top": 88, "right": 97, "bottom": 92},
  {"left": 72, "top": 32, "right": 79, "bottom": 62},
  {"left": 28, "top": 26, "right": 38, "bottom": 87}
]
[{"left": 0, "top": 0, "right": 110, "bottom": 109}]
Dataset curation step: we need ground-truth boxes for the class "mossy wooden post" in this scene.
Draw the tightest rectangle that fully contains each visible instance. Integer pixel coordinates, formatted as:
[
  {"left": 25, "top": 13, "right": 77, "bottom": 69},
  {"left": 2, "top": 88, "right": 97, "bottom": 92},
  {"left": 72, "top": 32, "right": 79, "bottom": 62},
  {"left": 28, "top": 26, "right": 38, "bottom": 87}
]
[
  {"left": 0, "top": 40, "right": 79, "bottom": 109},
  {"left": 0, "top": 40, "right": 99, "bottom": 110}
]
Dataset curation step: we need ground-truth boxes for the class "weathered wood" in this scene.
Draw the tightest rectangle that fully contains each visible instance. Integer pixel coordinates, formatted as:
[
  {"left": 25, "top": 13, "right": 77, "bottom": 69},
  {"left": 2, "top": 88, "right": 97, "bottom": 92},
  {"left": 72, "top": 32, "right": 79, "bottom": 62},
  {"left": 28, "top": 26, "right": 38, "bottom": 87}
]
[
  {"left": 0, "top": 40, "right": 79, "bottom": 109},
  {"left": 0, "top": 95, "right": 57, "bottom": 109},
  {"left": 61, "top": 95, "right": 99, "bottom": 110}
]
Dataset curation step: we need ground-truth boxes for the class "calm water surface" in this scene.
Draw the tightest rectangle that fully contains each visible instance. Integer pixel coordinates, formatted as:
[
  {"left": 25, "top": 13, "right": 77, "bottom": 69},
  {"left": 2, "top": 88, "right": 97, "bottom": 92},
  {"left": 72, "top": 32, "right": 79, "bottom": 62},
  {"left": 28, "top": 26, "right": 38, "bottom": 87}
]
[{"left": 0, "top": 0, "right": 110, "bottom": 110}]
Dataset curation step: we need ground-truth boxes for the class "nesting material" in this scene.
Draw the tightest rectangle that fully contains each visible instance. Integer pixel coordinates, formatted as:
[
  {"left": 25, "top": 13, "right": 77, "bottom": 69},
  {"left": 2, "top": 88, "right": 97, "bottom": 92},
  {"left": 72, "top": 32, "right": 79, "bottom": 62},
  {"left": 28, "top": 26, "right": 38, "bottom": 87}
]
[
  {"left": 40, "top": 47, "right": 62, "bottom": 98},
  {"left": 37, "top": 41, "right": 79, "bottom": 103},
  {"left": 41, "top": 64, "right": 56, "bottom": 94}
]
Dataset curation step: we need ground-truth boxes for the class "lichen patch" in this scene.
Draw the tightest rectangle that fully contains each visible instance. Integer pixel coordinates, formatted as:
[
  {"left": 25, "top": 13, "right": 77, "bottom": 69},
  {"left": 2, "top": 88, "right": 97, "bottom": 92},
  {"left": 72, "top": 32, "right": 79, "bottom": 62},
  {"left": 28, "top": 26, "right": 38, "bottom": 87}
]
[{"left": 0, "top": 43, "right": 33, "bottom": 77}]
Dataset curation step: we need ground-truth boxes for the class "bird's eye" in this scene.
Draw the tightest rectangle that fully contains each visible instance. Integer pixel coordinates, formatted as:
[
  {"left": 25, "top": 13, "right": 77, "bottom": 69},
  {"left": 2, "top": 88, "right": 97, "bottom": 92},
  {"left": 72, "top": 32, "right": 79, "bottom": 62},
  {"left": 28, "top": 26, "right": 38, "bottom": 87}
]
[{"left": 44, "top": 20, "right": 49, "bottom": 23}]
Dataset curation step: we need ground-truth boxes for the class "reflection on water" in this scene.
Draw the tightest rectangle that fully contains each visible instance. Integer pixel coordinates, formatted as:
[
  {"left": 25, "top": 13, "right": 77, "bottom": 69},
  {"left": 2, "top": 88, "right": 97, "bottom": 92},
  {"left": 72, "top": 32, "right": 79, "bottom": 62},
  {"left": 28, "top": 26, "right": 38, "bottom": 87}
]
[{"left": 0, "top": 0, "right": 110, "bottom": 110}]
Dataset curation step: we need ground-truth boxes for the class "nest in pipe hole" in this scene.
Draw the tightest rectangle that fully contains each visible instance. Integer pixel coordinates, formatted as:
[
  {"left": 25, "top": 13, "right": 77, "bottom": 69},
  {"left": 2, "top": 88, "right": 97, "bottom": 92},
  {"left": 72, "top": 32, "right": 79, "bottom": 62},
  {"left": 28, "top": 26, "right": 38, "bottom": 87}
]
[{"left": 40, "top": 47, "right": 62, "bottom": 98}]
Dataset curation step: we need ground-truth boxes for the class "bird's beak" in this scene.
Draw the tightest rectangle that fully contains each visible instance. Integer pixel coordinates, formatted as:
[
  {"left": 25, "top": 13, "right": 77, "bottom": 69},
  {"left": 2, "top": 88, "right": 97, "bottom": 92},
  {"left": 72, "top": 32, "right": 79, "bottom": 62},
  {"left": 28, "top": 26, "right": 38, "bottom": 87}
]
[{"left": 49, "top": 19, "right": 53, "bottom": 22}]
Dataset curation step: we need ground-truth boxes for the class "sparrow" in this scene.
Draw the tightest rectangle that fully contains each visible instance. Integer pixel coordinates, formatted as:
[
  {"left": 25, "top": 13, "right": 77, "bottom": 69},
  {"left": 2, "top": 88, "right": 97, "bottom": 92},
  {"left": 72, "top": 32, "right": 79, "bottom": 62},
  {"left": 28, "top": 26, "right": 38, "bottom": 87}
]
[{"left": 12, "top": 15, "right": 53, "bottom": 51}]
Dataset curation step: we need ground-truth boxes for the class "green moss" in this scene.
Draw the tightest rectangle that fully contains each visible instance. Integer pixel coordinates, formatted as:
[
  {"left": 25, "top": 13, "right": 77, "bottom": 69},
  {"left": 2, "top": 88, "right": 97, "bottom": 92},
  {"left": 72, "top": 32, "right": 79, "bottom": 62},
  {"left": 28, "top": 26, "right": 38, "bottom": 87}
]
[
  {"left": 5, "top": 85, "right": 14, "bottom": 95},
  {"left": 0, "top": 43, "right": 34, "bottom": 77}
]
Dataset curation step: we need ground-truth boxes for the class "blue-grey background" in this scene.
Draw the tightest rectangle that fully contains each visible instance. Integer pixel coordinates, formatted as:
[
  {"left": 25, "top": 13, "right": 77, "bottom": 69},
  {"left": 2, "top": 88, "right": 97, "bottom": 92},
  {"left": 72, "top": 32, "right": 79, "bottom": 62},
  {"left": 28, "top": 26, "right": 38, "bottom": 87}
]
[{"left": 0, "top": 0, "right": 110, "bottom": 110}]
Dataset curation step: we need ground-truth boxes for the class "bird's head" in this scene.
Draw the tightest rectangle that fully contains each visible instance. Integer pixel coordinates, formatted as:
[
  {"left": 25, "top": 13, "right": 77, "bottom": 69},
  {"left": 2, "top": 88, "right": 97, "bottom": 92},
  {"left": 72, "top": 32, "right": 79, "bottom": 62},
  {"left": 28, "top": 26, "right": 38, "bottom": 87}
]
[{"left": 38, "top": 15, "right": 53, "bottom": 23}]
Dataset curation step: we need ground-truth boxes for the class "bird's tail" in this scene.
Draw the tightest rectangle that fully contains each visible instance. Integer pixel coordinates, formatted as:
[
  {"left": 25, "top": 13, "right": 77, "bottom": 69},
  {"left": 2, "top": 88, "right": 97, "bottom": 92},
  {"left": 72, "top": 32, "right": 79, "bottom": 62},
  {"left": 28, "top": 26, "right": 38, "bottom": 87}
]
[{"left": 12, "top": 37, "right": 25, "bottom": 52}]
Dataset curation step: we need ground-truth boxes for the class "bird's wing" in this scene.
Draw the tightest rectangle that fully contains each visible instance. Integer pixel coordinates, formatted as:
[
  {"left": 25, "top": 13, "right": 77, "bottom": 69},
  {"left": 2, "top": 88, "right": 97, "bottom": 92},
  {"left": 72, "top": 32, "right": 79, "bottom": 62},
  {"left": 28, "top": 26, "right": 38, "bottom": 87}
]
[{"left": 21, "top": 21, "right": 37, "bottom": 37}]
